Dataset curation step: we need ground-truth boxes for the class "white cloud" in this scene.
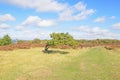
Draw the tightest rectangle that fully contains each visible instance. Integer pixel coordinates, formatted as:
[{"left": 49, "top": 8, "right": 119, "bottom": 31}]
[
  {"left": 37, "top": 20, "right": 55, "bottom": 27},
  {"left": 74, "top": 2, "right": 86, "bottom": 11},
  {"left": 112, "top": 22, "right": 120, "bottom": 29},
  {"left": 59, "top": 2, "right": 95, "bottom": 21},
  {"left": 15, "top": 16, "right": 56, "bottom": 30},
  {"left": 2, "top": 0, "right": 95, "bottom": 21},
  {"left": 15, "top": 26, "right": 24, "bottom": 31},
  {"left": 110, "top": 16, "right": 116, "bottom": 19},
  {"left": 94, "top": 17, "right": 105, "bottom": 23},
  {"left": 22, "top": 16, "right": 41, "bottom": 26},
  {"left": 11, "top": 30, "right": 51, "bottom": 40},
  {"left": 22, "top": 16, "right": 55, "bottom": 27},
  {"left": 3, "top": 0, "right": 67, "bottom": 12},
  {"left": 0, "top": 23, "right": 9, "bottom": 29},
  {"left": 75, "top": 26, "right": 109, "bottom": 35},
  {"left": 73, "top": 26, "right": 119, "bottom": 39},
  {"left": 0, "top": 14, "right": 15, "bottom": 22},
  {"left": 0, "top": 29, "right": 8, "bottom": 37}
]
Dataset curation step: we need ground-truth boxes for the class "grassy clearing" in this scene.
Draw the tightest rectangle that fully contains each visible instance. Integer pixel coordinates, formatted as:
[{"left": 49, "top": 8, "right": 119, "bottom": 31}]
[{"left": 0, "top": 47, "right": 120, "bottom": 80}]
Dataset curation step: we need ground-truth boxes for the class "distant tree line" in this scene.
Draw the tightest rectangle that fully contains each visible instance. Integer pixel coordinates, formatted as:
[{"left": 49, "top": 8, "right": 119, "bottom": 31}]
[
  {"left": 16, "top": 38, "right": 120, "bottom": 45},
  {"left": 77, "top": 39, "right": 120, "bottom": 45},
  {"left": 0, "top": 34, "right": 120, "bottom": 48}
]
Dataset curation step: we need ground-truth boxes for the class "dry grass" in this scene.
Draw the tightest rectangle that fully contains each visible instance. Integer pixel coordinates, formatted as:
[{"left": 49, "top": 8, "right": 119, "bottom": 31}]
[{"left": 0, "top": 47, "right": 120, "bottom": 80}]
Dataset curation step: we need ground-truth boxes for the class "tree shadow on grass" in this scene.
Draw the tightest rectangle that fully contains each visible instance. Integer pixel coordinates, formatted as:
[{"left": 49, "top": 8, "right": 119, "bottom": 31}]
[{"left": 42, "top": 50, "right": 69, "bottom": 54}]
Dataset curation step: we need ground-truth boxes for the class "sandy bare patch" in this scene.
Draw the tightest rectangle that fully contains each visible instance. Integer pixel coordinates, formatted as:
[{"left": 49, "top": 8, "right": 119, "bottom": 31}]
[
  {"left": 80, "top": 62, "right": 86, "bottom": 71},
  {"left": 29, "top": 68, "right": 52, "bottom": 78},
  {"left": 111, "top": 73, "right": 120, "bottom": 80},
  {"left": 16, "top": 76, "right": 29, "bottom": 80}
]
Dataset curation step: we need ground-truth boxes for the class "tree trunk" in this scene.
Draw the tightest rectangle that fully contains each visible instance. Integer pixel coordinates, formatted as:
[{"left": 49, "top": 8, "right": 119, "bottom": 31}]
[{"left": 44, "top": 44, "right": 49, "bottom": 51}]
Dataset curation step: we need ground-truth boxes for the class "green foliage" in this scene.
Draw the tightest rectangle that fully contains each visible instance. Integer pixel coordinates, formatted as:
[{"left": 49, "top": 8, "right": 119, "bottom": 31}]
[
  {"left": 17, "top": 40, "right": 26, "bottom": 43},
  {"left": 77, "top": 39, "right": 120, "bottom": 45},
  {"left": 47, "top": 32, "right": 77, "bottom": 46},
  {"left": 32, "top": 38, "right": 41, "bottom": 44},
  {"left": 0, "top": 39, "right": 4, "bottom": 46},
  {"left": 3, "top": 35, "right": 12, "bottom": 45},
  {"left": 0, "top": 35, "right": 12, "bottom": 46}
]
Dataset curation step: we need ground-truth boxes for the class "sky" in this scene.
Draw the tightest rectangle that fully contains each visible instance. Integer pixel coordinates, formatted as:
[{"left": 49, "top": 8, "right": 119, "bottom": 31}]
[{"left": 0, "top": 0, "right": 120, "bottom": 40}]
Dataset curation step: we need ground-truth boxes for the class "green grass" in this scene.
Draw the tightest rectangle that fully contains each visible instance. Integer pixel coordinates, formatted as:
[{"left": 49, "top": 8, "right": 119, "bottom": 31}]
[{"left": 0, "top": 47, "right": 120, "bottom": 80}]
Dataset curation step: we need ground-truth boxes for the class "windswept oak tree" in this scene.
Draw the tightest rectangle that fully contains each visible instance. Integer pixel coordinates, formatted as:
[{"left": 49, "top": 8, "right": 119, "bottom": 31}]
[{"left": 44, "top": 32, "right": 77, "bottom": 51}]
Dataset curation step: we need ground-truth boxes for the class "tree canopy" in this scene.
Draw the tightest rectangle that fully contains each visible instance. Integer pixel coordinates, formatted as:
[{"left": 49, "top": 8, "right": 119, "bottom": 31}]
[
  {"left": 0, "top": 35, "right": 12, "bottom": 46},
  {"left": 44, "top": 32, "right": 77, "bottom": 51}
]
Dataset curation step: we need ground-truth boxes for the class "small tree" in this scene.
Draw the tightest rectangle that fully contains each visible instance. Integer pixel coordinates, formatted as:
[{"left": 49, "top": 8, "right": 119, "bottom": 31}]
[
  {"left": 0, "top": 39, "right": 4, "bottom": 46},
  {"left": 0, "top": 35, "right": 12, "bottom": 46},
  {"left": 2, "top": 35, "right": 12, "bottom": 45},
  {"left": 44, "top": 32, "right": 77, "bottom": 51}
]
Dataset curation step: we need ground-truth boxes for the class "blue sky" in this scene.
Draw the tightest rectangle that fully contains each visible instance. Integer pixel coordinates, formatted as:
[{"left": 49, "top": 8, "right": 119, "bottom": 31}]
[{"left": 0, "top": 0, "right": 120, "bottom": 40}]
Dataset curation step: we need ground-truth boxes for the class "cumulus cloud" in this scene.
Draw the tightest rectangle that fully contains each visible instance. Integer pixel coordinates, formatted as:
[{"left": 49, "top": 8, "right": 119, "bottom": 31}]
[
  {"left": 0, "top": 23, "right": 9, "bottom": 29},
  {"left": 15, "top": 26, "right": 24, "bottom": 31},
  {"left": 94, "top": 17, "right": 105, "bottom": 23},
  {"left": 73, "top": 26, "right": 119, "bottom": 39},
  {"left": 11, "top": 29, "right": 51, "bottom": 40},
  {"left": 2, "top": 0, "right": 67, "bottom": 12},
  {"left": 2, "top": 0, "right": 95, "bottom": 21},
  {"left": 75, "top": 26, "right": 109, "bottom": 35},
  {"left": 15, "top": 16, "right": 56, "bottom": 31},
  {"left": 110, "top": 16, "right": 116, "bottom": 19},
  {"left": 22, "top": 16, "right": 41, "bottom": 26},
  {"left": 59, "top": 2, "right": 95, "bottom": 21},
  {"left": 74, "top": 2, "right": 86, "bottom": 11},
  {"left": 112, "top": 22, "right": 120, "bottom": 29},
  {"left": 0, "top": 14, "right": 15, "bottom": 22},
  {"left": 22, "top": 16, "right": 55, "bottom": 27},
  {"left": 37, "top": 20, "right": 55, "bottom": 27}
]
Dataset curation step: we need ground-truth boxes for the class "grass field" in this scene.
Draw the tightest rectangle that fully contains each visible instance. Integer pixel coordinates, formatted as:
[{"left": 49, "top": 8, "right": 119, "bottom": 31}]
[{"left": 0, "top": 47, "right": 120, "bottom": 80}]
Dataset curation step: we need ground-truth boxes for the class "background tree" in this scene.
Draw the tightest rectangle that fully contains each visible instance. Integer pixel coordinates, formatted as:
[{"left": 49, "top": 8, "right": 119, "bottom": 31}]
[
  {"left": 17, "top": 40, "right": 26, "bottom": 44},
  {"left": 44, "top": 32, "right": 77, "bottom": 51},
  {"left": 0, "top": 35, "right": 12, "bottom": 46},
  {"left": 32, "top": 38, "right": 41, "bottom": 44},
  {"left": 2, "top": 35, "right": 12, "bottom": 45},
  {"left": 0, "top": 39, "right": 4, "bottom": 46}
]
